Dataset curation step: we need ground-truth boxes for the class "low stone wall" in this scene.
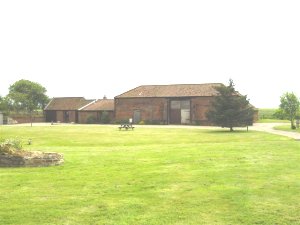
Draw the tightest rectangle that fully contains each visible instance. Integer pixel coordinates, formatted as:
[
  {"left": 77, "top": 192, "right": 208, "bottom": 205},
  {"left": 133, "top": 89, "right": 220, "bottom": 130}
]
[
  {"left": 0, "top": 151, "right": 64, "bottom": 167},
  {"left": 9, "top": 116, "right": 45, "bottom": 124}
]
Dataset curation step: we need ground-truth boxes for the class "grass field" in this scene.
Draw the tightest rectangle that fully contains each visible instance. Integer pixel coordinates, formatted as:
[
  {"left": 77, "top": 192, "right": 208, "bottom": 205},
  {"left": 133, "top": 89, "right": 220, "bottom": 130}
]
[
  {"left": 257, "top": 108, "right": 289, "bottom": 123},
  {"left": 256, "top": 119, "right": 289, "bottom": 123},
  {"left": 274, "top": 125, "right": 300, "bottom": 133},
  {"left": 258, "top": 108, "right": 277, "bottom": 120},
  {"left": 1, "top": 125, "right": 300, "bottom": 225}
]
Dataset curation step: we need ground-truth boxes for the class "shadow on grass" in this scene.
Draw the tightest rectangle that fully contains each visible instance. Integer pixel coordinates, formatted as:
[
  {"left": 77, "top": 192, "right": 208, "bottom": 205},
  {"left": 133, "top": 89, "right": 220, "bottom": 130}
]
[{"left": 205, "top": 129, "right": 253, "bottom": 134}]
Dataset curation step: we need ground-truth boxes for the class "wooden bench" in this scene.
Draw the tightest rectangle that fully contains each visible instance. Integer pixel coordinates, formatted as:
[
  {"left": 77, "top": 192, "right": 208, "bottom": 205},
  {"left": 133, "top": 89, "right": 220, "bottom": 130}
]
[{"left": 119, "top": 124, "right": 135, "bottom": 130}]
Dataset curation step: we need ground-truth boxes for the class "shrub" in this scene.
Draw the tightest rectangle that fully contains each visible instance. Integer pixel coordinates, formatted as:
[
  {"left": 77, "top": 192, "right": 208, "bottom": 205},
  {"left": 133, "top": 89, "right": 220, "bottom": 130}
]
[
  {"left": 86, "top": 116, "right": 97, "bottom": 124},
  {"left": 194, "top": 120, "right": 201, "bottom": 125},
  {"left": 273, "top": 108, "right": 287, "bottom": 120},
  {"left": 151, "top": 120, "right": 162, "bottom": 125},
  {"left": 0, "top": 138, "right": 23, "bottom": 155},
  {"left": 115, "top": 119, "right": 130, "bottom": 124},
  {"left": 100, "top": 111, "right": 111, "bottom": 124}
]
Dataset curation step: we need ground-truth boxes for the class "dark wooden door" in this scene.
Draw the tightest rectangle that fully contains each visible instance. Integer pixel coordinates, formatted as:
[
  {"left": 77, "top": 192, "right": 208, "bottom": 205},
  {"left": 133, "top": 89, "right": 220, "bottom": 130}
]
[
  {"left": 170, "top": 109, "right": 181, "bottom": 124},
  {"left": 133, "top": 110, "right": 141, "bottom": 124},
  {"left": 46, "top": 111, "right": 57, "bottom": 122}
]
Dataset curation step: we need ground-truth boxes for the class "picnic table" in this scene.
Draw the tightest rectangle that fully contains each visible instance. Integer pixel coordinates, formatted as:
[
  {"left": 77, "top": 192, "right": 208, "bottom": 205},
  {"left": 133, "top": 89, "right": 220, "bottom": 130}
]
[{"left": 119, "top": 123, "right": 135, "bottom": 130}]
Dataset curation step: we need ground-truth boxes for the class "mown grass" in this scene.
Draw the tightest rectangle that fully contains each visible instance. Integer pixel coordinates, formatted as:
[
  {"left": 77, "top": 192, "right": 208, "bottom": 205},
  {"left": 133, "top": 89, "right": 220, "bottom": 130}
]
[
  {"left": 257, "top": 119, "right": 289, "bottom": 123},
  {"left": 274, "top": 125, "right": 300, "bottom": 133},
  {"left": 0, "top": 125, "right": 300, "bottom": 225}
]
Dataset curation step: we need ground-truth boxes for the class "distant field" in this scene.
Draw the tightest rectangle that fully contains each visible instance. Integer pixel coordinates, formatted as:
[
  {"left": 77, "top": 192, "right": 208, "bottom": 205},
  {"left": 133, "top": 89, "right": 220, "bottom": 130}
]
[
  {"left": 257, "top": 108, "right": 289, "bottom": 123},
  {"left": 258, "top": 108, "right": 277, "bottom": 120},
  {"left": 0, "top": 125, "right": 300, "bottom": 225}
]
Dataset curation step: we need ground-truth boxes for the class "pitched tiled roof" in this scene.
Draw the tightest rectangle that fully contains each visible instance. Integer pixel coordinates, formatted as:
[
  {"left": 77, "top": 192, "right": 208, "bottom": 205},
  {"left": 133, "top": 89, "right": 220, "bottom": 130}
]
[
  {"left": 79, "top": 99, "right": 114, "bottom": 111},
  {"left": 44, "top": 97, "right": 94, "bottom": 110},
  {"left": 115, "top": 83, "right": 223, "bottom": 98}
]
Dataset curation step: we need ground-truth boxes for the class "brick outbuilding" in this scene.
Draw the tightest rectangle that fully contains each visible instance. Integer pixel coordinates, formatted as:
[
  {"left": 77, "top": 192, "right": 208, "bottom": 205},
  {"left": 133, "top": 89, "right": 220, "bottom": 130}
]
[
  {"left": 44, "top": 97, "right": 114, "bottom": 124},
  {"left": 44, "top": 97, "right": 93, "bottom": 123},
  {"left": 78, "top": 98, "right": 114, "bottom": 123},
  {"left": 115, "top": 83, "right": 256, "bottom": 125}
]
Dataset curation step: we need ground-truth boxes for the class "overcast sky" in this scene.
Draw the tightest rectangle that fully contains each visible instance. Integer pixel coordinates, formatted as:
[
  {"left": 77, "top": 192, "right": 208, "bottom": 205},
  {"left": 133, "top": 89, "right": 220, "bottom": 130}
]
[{"left": 1, "top": 0, "right": 299, "bottom": 108}]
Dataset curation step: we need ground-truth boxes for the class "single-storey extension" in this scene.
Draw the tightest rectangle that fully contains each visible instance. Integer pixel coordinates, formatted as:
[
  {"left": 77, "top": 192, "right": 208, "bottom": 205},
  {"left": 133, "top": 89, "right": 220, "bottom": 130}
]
[
  {"left": 44, "top": 97, "right": 114, "bottom": 123},
  {"left": 78, "top": 98, "right": 114, "bottom": 123}
]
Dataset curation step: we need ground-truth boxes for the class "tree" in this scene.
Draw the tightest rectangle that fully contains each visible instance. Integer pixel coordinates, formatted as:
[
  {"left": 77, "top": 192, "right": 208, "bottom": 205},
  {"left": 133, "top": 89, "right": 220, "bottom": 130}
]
[
  {"left": 0, "top": 96, "right": 12, "bottom": 116},
  {"left": 206, "top": 79, "right": 255, "bottom": 131},
  {"left": 7, "top": 79, "right": 49, "bottom": 126},
  {"left": 0, "top": 96, "right": 7, "bottom": 112},
  {"left": 279, "top": 92, "right": 300, "bottom": 129}
]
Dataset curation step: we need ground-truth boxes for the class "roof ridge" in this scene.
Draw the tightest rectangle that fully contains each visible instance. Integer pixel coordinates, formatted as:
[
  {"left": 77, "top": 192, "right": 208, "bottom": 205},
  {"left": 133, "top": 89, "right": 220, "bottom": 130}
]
[
  {"left": 115, "top": 83, "right": 223, "bottom": 98},
  {"left": 78, "top": 99, "right": 97, "bottom": 111},
  {"left": 51, "top": 97, "right": 85, "bottom": 99},
  {"left": 44, "top": 98, "right": 54, "bottom": 110},
  {"left": 138, "top": 83, "right": 223, "bottom": 87}
]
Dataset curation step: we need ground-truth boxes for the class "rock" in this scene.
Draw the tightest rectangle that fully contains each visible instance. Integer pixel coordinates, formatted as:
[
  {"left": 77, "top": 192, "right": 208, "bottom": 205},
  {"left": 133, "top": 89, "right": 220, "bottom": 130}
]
[{"left": 0, "top": 151, "right": 64, "bottom": 167}]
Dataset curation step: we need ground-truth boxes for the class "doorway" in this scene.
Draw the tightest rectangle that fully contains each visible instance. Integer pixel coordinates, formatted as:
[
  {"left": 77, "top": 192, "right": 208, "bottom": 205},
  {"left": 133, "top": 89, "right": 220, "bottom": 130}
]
[
  {"left": 170, "top": 100, "right": 190, "bottom": 124},
  {"left": 133, "top": 110, "right": 141, "bottom": 124}
]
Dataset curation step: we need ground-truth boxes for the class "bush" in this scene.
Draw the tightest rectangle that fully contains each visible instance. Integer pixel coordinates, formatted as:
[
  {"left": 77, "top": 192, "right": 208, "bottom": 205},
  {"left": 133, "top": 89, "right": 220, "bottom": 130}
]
[
  {"left": 194, "top": 120, "right": 201, "bottom": 125},
  {"left": 115, "top": 119, "right": 130, "bottom": 124},
  {"left": 139, "top": 120, "right": 145, "bottom": 125},
  {"left": 273, "top": 108, "right": 287, "bottom": 120},
  {"left": 100, "top": 111, "right": 111, "bottom": 124},
  {"left": 86, "top": 116, "right": 97, "bottom": 124},
  {"left": 0, "top": 138, "right": 23, "bottom": 155}
]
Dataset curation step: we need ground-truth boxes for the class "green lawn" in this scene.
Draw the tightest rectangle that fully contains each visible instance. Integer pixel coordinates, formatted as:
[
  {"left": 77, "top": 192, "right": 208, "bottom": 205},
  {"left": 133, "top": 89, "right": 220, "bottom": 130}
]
[
  {"left": 0, "top": 125, "right": 300, "bottom": 225},
  {"left": 257, "top": 119, "right": 289, "bottom": 123},
  {"left": 274, "top": 125, "right": 300, "bottom": 133}
]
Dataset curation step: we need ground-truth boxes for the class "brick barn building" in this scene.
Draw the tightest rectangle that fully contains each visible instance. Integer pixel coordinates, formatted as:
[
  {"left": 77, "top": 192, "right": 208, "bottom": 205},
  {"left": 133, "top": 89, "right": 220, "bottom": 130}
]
[
  {"left": 44, "top": 83, "right": 257, "bottom": 125},
  {"left": 44, "top": 97, "right": 114, "bottom": 123},
  {"left": 77, "top": 98, "right": 114, "bottom": 123},
  {"left": 114, "top": 83, "right": 227, "bottom": 125},
  {"left": 44, "top": 97, "right": 93, "bottom": 123}
]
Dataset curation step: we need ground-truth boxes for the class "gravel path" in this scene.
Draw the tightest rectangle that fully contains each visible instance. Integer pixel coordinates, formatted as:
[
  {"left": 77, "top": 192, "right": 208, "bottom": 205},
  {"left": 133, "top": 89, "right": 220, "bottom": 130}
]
[{"left": 252, "top": 123, "right": 300, "bottom": 140}]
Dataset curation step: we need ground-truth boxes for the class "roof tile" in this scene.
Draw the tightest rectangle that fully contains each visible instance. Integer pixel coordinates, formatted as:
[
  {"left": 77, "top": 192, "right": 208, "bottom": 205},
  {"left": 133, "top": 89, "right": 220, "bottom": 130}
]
[
  {"left": 44, "top": 97, "right": 94, "bottom": 110},
  {"left": 115, "top": 83, "right": 223, "bottom": 98},
  {"left": 80, "top": 99, "right": 114, "bottom": 111}
]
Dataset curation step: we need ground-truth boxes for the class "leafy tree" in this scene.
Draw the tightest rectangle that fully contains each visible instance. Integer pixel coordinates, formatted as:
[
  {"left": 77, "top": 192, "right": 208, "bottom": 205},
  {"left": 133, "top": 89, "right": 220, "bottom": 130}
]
[
  {"left": 7, "top": 79, "right": 49, "bottom": 126},
  {"left": 206, "top": 79, "right": 255, "bottom": 131},
  {"left": 273, "top": 108, "right": 288, "bottom": 120},
  {"left": 0, "top": 96, "right": 12, "bottom": 116},
  {"left": 279, "top": 92, "right": 300, "bottom": 129},
  {"left": 0, "top": 96, "right": 7, "bottom": 112}
]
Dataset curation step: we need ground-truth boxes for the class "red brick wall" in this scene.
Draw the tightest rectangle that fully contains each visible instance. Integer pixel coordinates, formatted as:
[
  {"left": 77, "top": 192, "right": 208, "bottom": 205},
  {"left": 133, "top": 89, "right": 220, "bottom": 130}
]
[
  {"left": 55, "top": 111, "right": 76, "bottom": 123},
  {"left": 78, "top": 111, "right": 97, "bottom": 123},
  {"left": 115, "top": 98, "right": 167, "bottom": 124},
  {"left": 69, "top": 111, "right": 76, "bottom": 123},
  {"left": 115, "top": 97, "right": 215, "bottom": 125},
  {"left": 190, "top": 97, "right": 215, "bottom": 125},
  {"left": 78, "top": 111, "right": 114, "bottom": 124},
  {"left": 56, "top": 111, "right": 63, "bottom": 122},
  {"left": 10, "top": 116, "right": 45, "bottom": 124}
]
